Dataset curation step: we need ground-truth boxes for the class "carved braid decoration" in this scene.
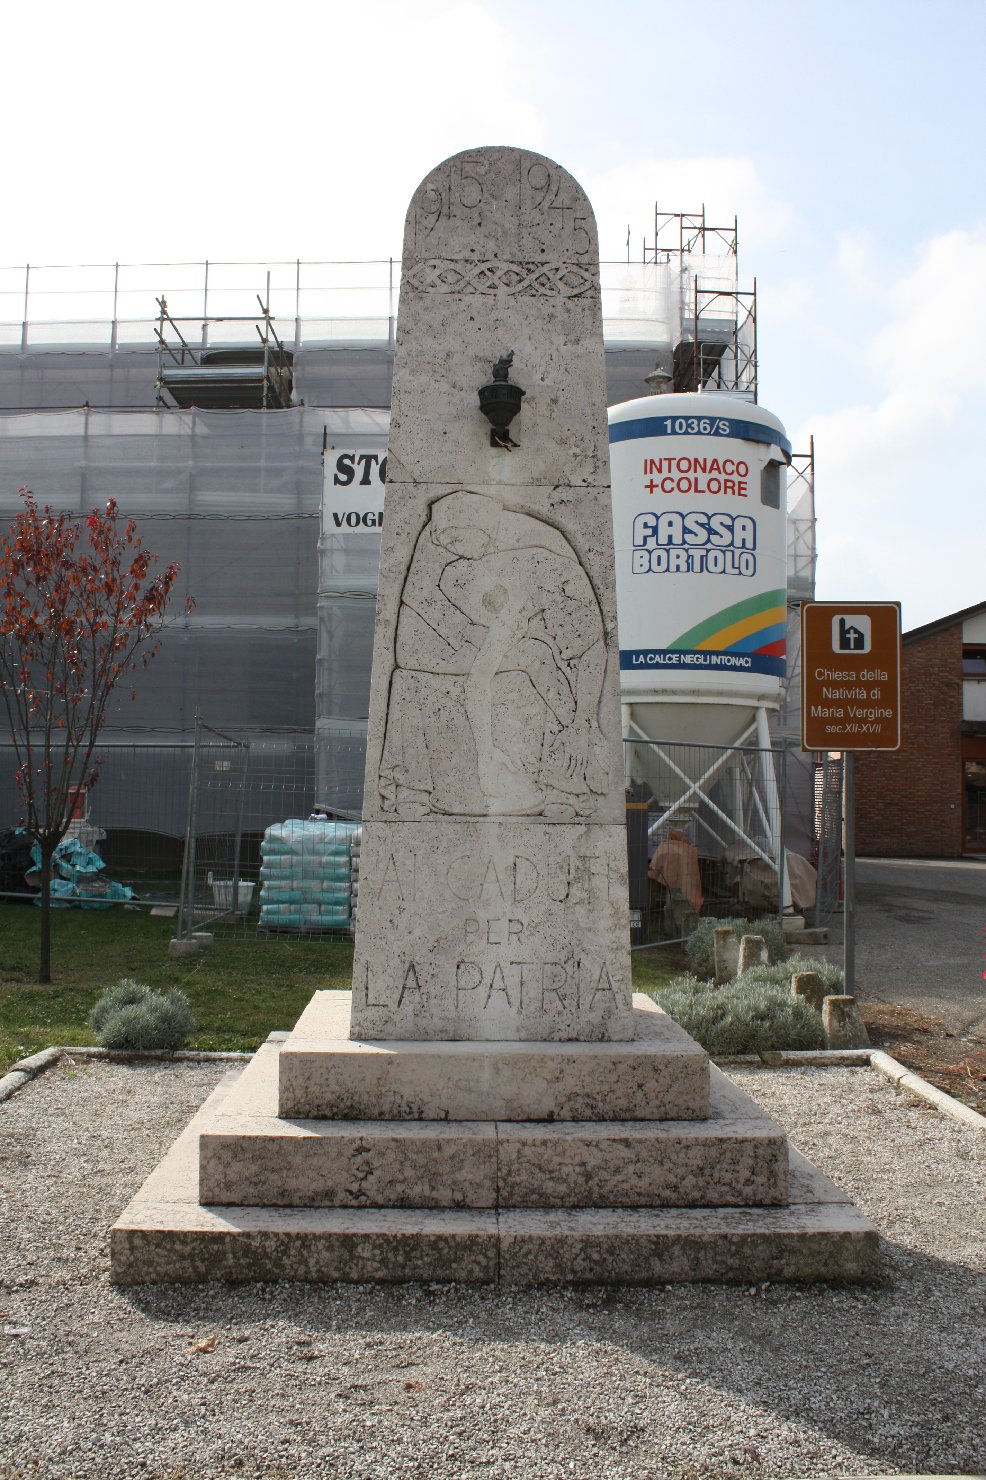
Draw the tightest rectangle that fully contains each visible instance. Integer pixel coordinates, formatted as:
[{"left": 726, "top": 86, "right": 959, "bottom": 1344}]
[{"left": 404, "top": 259, "right": 598, "bottom": 297}]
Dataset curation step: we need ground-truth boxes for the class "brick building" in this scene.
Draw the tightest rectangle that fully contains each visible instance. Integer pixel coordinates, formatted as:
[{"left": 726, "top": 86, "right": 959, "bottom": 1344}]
[{"left": 856, "top": 601, "right": 986, "bottom": 857}]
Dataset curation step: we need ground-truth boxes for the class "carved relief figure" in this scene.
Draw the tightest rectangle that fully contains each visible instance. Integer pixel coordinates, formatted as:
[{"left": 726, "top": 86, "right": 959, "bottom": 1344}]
[{"left": 379, "top": 491, "right": 609, "bottom": 819}]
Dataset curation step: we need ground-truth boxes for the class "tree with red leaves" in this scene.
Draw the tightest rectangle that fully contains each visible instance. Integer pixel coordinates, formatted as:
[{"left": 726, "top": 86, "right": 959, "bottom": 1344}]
[{"left": 0, "top": 491, "right": 185, "bottom": 982}]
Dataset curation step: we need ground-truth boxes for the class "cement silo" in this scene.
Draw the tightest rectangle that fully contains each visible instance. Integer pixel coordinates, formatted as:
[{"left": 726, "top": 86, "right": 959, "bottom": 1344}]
[{"left": 609, "top": 390, "right": 793, "bottom": 911}]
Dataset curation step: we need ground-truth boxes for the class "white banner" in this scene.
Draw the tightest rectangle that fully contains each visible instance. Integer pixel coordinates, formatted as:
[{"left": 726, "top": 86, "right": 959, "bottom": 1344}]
[{"left": 322, "top": 449, "right": 386, "bottom": 532}]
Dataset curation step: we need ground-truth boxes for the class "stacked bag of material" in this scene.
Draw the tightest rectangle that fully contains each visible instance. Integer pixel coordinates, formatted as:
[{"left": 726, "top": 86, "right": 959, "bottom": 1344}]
[
  {"left": 259, "top": 820, "right": 360, "bottom": 932},
  {"left": 28, "top": 835, "right": 135, "bottom": 910},
  {"left": 347, "top": 822, "right": 359, "bottom": 923}
]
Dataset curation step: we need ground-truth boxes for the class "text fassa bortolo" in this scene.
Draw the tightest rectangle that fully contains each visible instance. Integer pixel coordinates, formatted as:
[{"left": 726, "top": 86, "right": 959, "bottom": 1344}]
[{"left": 632, "top": 511, "right": 757, "bottom": 576}]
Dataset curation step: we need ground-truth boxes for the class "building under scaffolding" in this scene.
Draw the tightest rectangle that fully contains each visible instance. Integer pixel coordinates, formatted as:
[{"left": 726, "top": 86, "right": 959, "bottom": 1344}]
[{"left": 0, "top": 221, "right": 816, "bottom": 868}]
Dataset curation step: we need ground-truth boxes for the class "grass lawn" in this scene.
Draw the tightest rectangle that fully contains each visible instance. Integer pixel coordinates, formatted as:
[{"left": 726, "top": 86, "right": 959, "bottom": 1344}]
[
  {"left": 0, "top": 904, "right": 353, "bottom": 1074},
  {"left": 0, "top": 903, "right": 684, "bottom": 1075}
]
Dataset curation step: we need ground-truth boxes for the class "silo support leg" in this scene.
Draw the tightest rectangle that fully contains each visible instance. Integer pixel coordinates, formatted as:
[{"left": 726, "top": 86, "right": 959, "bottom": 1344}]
[{"left": 755, "top": 706, "right": 791, "bottom": 912}]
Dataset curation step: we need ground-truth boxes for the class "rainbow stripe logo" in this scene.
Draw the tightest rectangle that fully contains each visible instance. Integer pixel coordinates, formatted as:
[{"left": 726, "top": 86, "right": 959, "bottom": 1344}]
[
  {"left": 671, "top": 590, "right": 786, "bottom": 664},
  {"left": 619, "top": 591, "right": 787, "bottom": 677}
]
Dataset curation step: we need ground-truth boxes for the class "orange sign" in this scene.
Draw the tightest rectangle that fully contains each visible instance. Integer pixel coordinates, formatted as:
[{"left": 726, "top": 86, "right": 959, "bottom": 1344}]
[{"left": 801, "top": 602, "right": 901, "bottom": 751}]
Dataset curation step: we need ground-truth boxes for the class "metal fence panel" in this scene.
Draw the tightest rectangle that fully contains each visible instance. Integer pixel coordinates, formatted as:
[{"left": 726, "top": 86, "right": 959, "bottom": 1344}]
[
  {"left": 624, "top": 737, "right": 794, "bottom": 945},
  {"left": 1, "top": 729, "right": 840, "bottom": 943}
]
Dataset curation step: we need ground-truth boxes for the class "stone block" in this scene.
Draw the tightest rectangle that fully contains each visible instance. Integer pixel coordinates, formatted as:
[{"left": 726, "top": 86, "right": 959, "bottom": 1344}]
[
  {"left": 112, "top": 1207, "right": 499, "bottom": 1286},
  {"left": 387, "top": 149, "right": 611, "bottom": 494},
  {"left": 196, "top": 1044, "right": 784, "bottom": 1210},
  {"left": 786, "top": 928, "right": 829, "bottom": 946},
  {"left": 823, "top": 995, "right": 871, "bottom": 1050},
  {"left": 714, "top": 927, "right": 739, "bottom": 984},
  {"left": 110, "top": 1067, "right": 877, "bottom": 1284},
  {"left": 278, "top": 992, "right": 709, "bottom": 1122},
  {"left": 496, "top": 1199, "right": 879, "bottom": 1285},
  {"left": 360, "top": 481, "right": 625, "bottom": 827},
  {"left": 738, "top": 934, "right": 768, "bottom": 974},
  {"left": 792, "top": 971, "right": 826, "bottom": 1011},
  {"left": 199, "top": 1047, "right": 497, "bottom": 1208},
  {"left": 201, "top": 1120, "right": 497, "bottom": 1209},
  {"left": 168, "top": 937, "right": 202, "bottom": 959},
  {"left": 496, "top": 1113, "right": 788, "bottom": 1208},
  {"left": 350, "top": 819, "right": 633, "bottom": 1042},
  {"left": 353, "top": 149, "right": 630, "bottom": 1048},
  {"left": 110, "top": 1069, "right": 498, "bottom": 1284}
]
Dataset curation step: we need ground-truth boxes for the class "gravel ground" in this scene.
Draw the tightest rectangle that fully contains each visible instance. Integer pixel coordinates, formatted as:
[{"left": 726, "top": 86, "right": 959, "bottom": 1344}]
[{"left": 1, "top": 1058, "right": 984, "bottom": 1480}]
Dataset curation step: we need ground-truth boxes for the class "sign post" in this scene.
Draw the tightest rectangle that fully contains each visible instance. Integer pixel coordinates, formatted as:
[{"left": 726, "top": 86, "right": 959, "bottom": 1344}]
[
  {"left": 844, "top": 750, "right": 856, "bottom": 994},
  {"left": 801, "top": 602, "right": 902, "bottom": 993}
]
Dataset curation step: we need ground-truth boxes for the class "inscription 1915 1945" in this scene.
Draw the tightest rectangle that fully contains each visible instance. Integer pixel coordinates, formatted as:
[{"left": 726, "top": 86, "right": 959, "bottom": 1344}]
[{"left": 410, "top": 152, "right": 598, "bottom": 281}]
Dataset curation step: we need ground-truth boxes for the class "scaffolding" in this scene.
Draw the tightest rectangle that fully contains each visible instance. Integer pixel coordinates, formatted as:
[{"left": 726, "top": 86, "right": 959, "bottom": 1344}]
[
  {"left": 4, "top": 256, "right": 669, "bottom": 356},
  {"left": 0, "top": 259, "right": 401, "bottom": 353},
  {"left": 781, "top": 438, "right": 818, "bottom": 739},
  {"left": 645, "top": 209, "right": 757, "bottom": 400},
  {"left": 0, "top": 241, "right": 813, "bottom": 835},
  {"left": 787, "top": 438, "right": 817, "bottom": 600},
  {"left": 155, "top": 275, "right": 293, "bottom": 411}
]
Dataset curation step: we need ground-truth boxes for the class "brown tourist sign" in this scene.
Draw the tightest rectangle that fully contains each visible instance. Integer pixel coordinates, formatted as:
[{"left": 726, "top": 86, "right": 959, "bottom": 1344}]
[{"left": 801, "top": 601, "right": 902, "bottom": 751}]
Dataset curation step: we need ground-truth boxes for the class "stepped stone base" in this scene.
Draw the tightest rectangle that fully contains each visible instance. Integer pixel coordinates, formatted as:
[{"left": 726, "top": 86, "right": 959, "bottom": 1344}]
[
  {"left": 111, "top": 994, "right": 878, "bottom": 1286},
  {"left": 279, "top": 992, "right": 709, "bottom": 1121},
  {"left": 199, "top": 1040, "right": 787, "bottom": 1209},
  {"left": 111, "top": 1070, "right": 874, "bottom": 1284}
]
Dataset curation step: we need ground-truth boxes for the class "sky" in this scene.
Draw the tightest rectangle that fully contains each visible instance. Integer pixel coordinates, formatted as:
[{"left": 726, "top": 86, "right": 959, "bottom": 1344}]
[{"left": 3, "top": 0, "right": 984, "bottom": 631}]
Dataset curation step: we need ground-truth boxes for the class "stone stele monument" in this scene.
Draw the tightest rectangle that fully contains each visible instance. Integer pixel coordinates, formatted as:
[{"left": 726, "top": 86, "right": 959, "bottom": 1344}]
[{"left": 111, "top": 148, "right": 877, "bottom": 1286}]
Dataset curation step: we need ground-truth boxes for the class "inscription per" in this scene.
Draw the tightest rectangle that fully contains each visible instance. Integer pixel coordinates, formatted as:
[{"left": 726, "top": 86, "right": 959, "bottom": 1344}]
[{"left": 464, "top": 917, "right": 525, "bottom": 946}]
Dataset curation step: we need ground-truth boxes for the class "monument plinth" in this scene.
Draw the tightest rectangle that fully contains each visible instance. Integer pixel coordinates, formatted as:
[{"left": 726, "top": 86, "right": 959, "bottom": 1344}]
[{"left": 111, "top": 149, "right": 878, "bottom": 1286}]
